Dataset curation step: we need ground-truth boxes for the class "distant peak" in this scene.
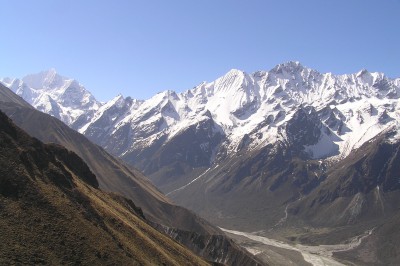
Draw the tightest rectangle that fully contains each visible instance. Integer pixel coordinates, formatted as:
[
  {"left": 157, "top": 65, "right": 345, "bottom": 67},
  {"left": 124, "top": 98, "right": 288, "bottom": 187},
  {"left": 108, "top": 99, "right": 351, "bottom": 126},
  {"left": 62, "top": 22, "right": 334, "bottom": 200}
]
[
  {"left": 280, "top": 61, "right": 302, "bottom": 67},
  {"left": 38, "top": 68, "right": 60, "bottom": 80},
  {"left": 161, "top": 89, "right": 179, "bottom": 98},
  {"left": 46, "top": 68, "right": 58, "bottom": 75},
  {"left": 284, "top": 61, "right": 302, "bottom": 67},
  {"left": 228, "top": 68, "right": 243, "bottom": 73},
  {"left": 226, "top": 68, "right": 245, "bottom": 76},
  {"left": 269, "top": 61, "right": 322, "bottom": 79},
  {"left": 356, "top": 69, "right": 369, "bottom": 77},
  {"left": 220, "top": 69, "right": 247, "bottom": 82},
  {"left": 271, "top": 61, "right": 304, "bottom": 72},
  {"left": 104, "top": 93, "right": 125, "bottom": 107},
  {"left": 109, "top": 94, "right": 124, "bottom": 102},
  {"left": 43, "top": 68, "right": 60, "bottom": 81},
  {"left": 22, "top": 69, "right": 68, "bottom": 90}
]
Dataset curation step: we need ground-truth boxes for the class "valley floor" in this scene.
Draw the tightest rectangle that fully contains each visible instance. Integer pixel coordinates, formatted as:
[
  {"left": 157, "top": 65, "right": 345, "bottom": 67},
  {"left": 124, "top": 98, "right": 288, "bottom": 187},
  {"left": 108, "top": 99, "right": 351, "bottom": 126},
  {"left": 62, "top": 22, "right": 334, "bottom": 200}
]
[{"left": 221, "top": 227, "right": 374, "bottom": 266}]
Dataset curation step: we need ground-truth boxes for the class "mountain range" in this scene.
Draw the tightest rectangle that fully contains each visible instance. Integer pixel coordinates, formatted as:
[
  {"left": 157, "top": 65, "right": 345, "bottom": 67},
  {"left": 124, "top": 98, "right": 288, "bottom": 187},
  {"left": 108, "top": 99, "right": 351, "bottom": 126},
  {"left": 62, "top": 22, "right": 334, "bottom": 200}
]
[
  {"left": 3, "top": 63, "right": 399, "bottom": 184},
  {"left": 2, "top": 62, "right": 400, "bottom": 265}
]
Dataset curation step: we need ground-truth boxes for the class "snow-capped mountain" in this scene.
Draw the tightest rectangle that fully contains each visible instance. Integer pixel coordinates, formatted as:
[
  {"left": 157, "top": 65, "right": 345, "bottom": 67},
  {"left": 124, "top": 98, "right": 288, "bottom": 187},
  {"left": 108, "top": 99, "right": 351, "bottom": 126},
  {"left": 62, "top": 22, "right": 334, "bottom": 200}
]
[
  {"left": 2, "top": 62, "right": 400, "bottom": 190},
  {"left": 74, "top": 62, "right": 399, "bottom": 174},
  {"left": 1, "top": 69, "right": 100, "bottom": 130}
]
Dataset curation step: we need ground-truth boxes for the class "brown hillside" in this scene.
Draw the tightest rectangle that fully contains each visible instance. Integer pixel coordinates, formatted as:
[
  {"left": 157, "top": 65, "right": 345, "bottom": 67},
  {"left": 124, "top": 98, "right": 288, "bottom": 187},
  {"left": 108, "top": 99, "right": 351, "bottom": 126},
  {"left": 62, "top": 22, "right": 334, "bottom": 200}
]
[{"left": 0, "top": 110, "right": 209, "bottom": 265}]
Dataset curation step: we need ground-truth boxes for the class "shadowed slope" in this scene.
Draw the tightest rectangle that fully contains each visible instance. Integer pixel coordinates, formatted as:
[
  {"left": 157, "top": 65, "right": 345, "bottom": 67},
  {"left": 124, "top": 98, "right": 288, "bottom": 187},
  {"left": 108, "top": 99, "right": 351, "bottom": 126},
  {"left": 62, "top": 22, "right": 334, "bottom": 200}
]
[{"left": 0, "top": 110, "right": 208, "bottom": 265}]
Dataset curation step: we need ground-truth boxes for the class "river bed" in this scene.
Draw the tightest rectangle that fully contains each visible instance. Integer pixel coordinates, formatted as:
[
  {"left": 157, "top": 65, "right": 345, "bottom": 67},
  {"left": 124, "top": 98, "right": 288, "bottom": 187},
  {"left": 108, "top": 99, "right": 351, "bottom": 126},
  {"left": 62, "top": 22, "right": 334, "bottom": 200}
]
[{"left": 221, "top": 227, "right": 373, "bottom": 266}]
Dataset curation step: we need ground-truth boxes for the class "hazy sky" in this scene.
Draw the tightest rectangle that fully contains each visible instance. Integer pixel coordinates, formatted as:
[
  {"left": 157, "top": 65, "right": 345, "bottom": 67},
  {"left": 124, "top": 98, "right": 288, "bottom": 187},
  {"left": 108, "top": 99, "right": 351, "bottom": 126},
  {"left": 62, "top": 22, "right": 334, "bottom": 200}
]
[{"left": 1, "top": 0, "right": 399, "bottom": 101}]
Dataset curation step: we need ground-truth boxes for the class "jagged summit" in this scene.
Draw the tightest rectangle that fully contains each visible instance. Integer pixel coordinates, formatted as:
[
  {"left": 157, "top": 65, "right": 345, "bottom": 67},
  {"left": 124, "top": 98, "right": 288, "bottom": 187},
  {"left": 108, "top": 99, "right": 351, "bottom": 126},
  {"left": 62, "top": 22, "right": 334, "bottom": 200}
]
[
  {"left": 271, "top": 61, "right": 304, "bottom": 71},
  {"left": 356, "top": 68, "right": 369, "bottom": 77},
  {"left": 270, "top": 61, "right": 316, "bottom": 76},
  {"left": 225, "top": 68, "right": 245, "bottom": 76}
]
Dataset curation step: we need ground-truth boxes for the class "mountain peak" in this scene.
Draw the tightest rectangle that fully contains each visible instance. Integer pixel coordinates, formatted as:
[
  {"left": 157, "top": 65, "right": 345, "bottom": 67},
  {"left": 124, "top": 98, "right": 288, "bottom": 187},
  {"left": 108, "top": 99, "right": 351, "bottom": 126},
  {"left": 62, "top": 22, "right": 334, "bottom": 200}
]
[
  {"left": 284, "top": 60, "right": 302, "bottom": 67},
  {"left": 356, "top": 69, "right": 370, "bottom": 77},
  {"left": 22, "top": 68, "right": 67, "bottom": 90},
  {"left": 272, "top": 61, "right": 304, "bottom": 72},
  {"left": 226, "top": 68, "right": 245, "bottom": 75},
  {"left": 46, "top": 67, "right": 58, "bottom": 75}
]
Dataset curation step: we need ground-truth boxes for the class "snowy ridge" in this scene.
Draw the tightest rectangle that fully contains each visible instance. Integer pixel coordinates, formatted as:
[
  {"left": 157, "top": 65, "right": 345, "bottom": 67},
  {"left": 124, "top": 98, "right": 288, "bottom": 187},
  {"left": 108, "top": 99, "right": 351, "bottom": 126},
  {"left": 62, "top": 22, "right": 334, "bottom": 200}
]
[
  {"left": 2, "top": 62, "right": 400, "bottom": 163},
  {"left": 81, "top": 61, "right": 399, "bottom": 162}
]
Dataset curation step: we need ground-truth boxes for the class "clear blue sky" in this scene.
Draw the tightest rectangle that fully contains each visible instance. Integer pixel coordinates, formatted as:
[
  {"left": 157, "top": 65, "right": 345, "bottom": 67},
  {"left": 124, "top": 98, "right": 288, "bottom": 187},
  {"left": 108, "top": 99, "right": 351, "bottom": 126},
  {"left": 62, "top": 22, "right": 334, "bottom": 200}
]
[{"left": 1, "top": 0, "right": 399, "bottom": 101}]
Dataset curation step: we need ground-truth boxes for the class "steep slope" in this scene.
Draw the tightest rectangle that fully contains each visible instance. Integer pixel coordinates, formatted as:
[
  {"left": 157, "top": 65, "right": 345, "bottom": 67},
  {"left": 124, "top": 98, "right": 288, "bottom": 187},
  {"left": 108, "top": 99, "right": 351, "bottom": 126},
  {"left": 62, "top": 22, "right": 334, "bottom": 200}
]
[
  {"left": 0, "top": 110, "right": 208, "bottom": 265},
  {"left": 0, "top": 83, "right": 260, "bottom": 265}
]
